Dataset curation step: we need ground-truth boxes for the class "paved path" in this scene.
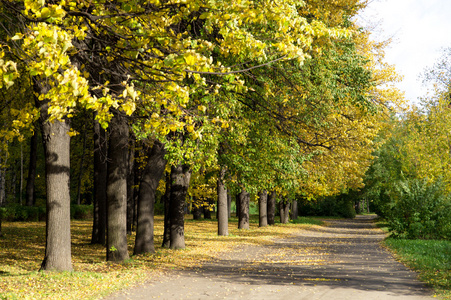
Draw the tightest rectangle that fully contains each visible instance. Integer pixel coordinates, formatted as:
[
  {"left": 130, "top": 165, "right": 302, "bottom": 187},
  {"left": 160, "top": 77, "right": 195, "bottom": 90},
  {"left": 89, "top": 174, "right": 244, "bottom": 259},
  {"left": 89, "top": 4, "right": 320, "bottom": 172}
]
[{"left": 105, "top": 215, "right": 434, "bottom": 300}]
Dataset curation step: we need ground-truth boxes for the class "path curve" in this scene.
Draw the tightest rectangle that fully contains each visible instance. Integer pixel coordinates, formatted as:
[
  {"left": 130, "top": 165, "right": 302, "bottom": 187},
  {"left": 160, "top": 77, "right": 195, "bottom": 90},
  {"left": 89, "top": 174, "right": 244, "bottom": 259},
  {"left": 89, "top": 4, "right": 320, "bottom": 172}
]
[{"left": 105, "top": 215, "right": 434, "bottom": 300}]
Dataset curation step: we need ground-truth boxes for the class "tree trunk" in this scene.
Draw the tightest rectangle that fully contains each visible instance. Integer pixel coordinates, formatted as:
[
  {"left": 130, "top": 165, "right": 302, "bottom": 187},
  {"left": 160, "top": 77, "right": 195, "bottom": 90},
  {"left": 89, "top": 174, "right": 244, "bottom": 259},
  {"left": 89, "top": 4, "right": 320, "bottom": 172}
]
[
  {"left": 291, "top": 199, "right": 298, "bottom": 220},
  {"left": 162, "top": 172, "right": 171, "bottom": 248},
  {"left": 25, "top": 129, "right": 38, "bottom": 207},
  {"left": 280, "top": 200, "right": 290, "bottom": 224},
  {"left": 0, "top": 150, "right": 7, "bottom": 207},
  {"left": 134, "top": 140, "right": 167, "bottom": 255},
  {"left": 126, "top": 136, "right": 135, "bottom": 235},
  {"left": 106, "top": 112, "right": 130, "bottom": 262},
  {"left": 91, "top": 119, "right": 107, "bottom": 245},
  {"left": 192, "top": 197, "right": 202, "bottom": 220},
  {"left": 169, "top": 164, "right": 191, "bottom": 249},
  {"left": 19, "top": 143, "right": 23, "bottom": 205},
  {"left": 238, "top": 189, "right": 250, "bottom": 229},
  {"left": 36, "top": 89, "right": 73, "bottom": 271},
  {"left": 133, "top": 146, "right": 142, "bottom": 232},
  {"left": 227, "top": 192, "right": 231, "bottom": 219},
  {"left": 76, "top": 126, "right": 88, "bottom": 205},
  {"left": 217, "top": 168, "right": 228, "bottom": 236},
  {"left": 235, "top": 193, "right": 240, "bottom": 219},
  {"left": 355, "top": 200, "right": 361, "bottom": 214},
  {"left": 267, "top": 191, "right": 276, "bottom": 225},
  {"left": 258, "top": 190, "right": 268, "bottom": 227}
]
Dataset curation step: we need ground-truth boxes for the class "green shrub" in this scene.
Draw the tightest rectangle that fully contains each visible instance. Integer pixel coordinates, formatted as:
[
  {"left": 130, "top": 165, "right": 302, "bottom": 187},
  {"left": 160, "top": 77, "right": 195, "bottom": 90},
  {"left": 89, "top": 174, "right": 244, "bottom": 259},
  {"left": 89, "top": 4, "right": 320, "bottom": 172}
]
[
  {"left": 71, "top": 205, "right": 93, "bottom": 220},
  {"left": 387, "top": 178, "right": 451, "bottom": 240},
  {"left": 0, "top": 204, "right": 46, "bottom": 221},
  {"left": 155, "top": 202, "right": 165, "bottom": 215}
]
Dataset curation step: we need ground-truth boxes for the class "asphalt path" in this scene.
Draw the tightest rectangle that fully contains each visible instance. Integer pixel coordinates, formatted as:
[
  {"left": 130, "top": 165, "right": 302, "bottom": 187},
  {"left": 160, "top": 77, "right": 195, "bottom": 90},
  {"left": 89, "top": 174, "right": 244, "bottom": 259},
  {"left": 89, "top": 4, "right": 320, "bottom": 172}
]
[{"left": 105, "top": 215, "right": 434, "bottom": 300}]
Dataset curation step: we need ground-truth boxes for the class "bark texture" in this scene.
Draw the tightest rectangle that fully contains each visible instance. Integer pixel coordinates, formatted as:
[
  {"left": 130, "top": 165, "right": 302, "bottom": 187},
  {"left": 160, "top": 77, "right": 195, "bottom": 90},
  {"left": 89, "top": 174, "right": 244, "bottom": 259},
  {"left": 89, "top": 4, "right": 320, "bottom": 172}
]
[
  {"left": 217, "top": 168, "right": 228, "bottom": 236},
  {"left": 258, "top": 190, "right": 268, "bottom": 227},
  {"left": 91, "top": 119, "right": 107, "bottom": 245},
  {"left": 280, "top": 200, "right": 290, "bottom": 224},
  {"left": 291, "top": 199, "right": 298, "bottom": 220},
  {"left": 106, "top": 112, "right": 130, "bottom": 262},
  {"left": 238, "top": 189, "right": 250, "bottom": 229},
  {"left": 126, "top": 137, "right": 135, "bottom": 235},
  {"left": 37, "top": 90, "right": 73, "bottom": 271},
  {"left": 134, "top": 140, "right": 167, "bottom": 255},
  {"left": 267, "top": 191, "right": 276, "bottom": 225},
  {"left": 169, "top": 164, "right": 191, "bottom": 249},
  {"left": 162, "top": 172, "right": 171, "bottom": 248},
  {"left": 227, "top": 192, "right": 231, "bottom": 219}
]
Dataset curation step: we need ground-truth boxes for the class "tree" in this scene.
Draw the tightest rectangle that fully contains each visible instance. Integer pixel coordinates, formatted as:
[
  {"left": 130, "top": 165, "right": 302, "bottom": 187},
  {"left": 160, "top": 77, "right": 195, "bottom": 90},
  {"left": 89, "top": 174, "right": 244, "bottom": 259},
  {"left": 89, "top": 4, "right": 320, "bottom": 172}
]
[
  {"left": 91, "top": 118, "right": 107, "bottom": 245},
  {"left": 217, "top": 167, "right": 228, "bottom": 235},
  {"left": 169, "top": 164, "right": 191, "bottom": 249},
  {"left": 37, "top": 84, "right": 72, "bottom": 271},
  {"left": 237, "top": 189, "right": 250, "bottom": 229},
  {"left": 258, "top": 191, "right": 268, "bottom": 227},
  {"left": 267, "top": 191, "right": 276, "bottom": 225},
  {"left": 106, "top": 111, "right": 130, "bottom": 262},
  {"left": 134, "top": 140, "right": 167, "bottom": 255}
]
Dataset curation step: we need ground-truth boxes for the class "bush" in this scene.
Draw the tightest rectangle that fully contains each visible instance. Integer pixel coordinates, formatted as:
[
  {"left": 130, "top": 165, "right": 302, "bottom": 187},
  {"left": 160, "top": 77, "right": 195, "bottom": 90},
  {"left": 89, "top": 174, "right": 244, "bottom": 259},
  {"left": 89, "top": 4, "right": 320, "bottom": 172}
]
[
  {"left": 71, "top": 205, "right": 93, "bottom": 220},
  {"left": 0, "top": 204, "right": 46, "bottom": 222},
  {"left": 386, "top": 178, "right": 451, "bottom": 240}
]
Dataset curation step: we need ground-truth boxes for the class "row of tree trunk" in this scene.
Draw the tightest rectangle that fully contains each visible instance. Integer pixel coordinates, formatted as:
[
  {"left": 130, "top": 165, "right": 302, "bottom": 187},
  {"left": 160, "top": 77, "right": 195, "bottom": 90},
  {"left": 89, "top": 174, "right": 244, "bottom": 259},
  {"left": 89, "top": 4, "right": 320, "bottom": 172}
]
[{"left": 20, "top": 88, "right": 298, "bottom": 270}]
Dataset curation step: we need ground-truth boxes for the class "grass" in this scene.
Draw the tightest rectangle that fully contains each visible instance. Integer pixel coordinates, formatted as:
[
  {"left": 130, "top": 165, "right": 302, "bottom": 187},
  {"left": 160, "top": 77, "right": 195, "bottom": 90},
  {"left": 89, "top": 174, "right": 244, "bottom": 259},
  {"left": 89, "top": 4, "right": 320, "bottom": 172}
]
[
  {"left": 0, "top": 215, "right": 320, "bottom": 300},
  {"left": 383, "top": 238, "right": 451, "bottom": 299}
]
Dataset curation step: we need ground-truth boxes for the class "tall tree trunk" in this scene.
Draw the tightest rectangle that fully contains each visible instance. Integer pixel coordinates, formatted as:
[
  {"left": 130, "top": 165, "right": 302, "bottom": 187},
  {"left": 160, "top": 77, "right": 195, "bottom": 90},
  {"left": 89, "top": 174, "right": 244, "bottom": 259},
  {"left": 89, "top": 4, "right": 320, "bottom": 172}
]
[
  {"left": 25, "top": 129, "right": 38, "bottom": 207},
  {"left": 162, "top": 172, "right": 171, "bottom": 248},
  {"left": 280, "top": 199, "right": 290, "bottom": 224},
  {"left": 238, "top": 189, "right": 250, "bottom": 229},
  {"left": 0, "top": 152, "right": 4, "bottom": 237},
  {"left": 258, "top": 190, "right": 268, "bottom": 227},
  {"left": 227, "top": 192, "right": 231, "bottom": 219},
  {"left": 133, "top": 145, "right": 142, "bottom": 232},
  {"left": 76, "top": 126, "right": 88, "bottom": 205},
  {"left": 291, "top": 199, "right": 298, "bottom": 220},
  {"left": 217, "top": 168, "right": 228, "bottom": 236},
  {"left": 267, "top": 191, "right": 276, "bottom": 225},
  {"left": 106, "top": 112, "right": 130, "bottom": 262},
  {"left": 19, "top": 143, "right": 23, "bottom": 205},
  {"left": 91, "top": 119, "right": 107, "bottom": 245},
  {"left": 126, "top": 136, "right": 135, "bottom": 235},
  {"left": 0, "top": 150, "right": 7, "bottom": 208},
  {"left": 235, "top": 193, "right": 240, "bottom": 219},
  {"left": 134, "top": 140, "right": 167, "bottom": 255},
  {"left": 36, "top": 84, "right": 73, "bottom": 271},
  {"left": 169, "top": 164, "right": 191, "bottom": 249}
]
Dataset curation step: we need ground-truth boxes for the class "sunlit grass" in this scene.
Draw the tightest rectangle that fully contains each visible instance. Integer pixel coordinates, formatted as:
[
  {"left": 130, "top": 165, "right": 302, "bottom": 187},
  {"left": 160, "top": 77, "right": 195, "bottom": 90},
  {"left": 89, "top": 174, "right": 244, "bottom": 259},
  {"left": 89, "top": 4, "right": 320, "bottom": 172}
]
[
  {"left": 384, "top": 238, "right": 451, "bottom": 299},
  {"left": 0, "top": 215, "right": 318, "bottom": 299}
]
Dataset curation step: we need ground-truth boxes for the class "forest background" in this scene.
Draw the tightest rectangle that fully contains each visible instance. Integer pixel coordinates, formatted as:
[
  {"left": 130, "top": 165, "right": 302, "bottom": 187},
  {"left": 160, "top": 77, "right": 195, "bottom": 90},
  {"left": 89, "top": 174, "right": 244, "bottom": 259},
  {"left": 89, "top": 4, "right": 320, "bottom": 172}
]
[{"left": 0, "top": 0, "right": 450, "bottom": 298}]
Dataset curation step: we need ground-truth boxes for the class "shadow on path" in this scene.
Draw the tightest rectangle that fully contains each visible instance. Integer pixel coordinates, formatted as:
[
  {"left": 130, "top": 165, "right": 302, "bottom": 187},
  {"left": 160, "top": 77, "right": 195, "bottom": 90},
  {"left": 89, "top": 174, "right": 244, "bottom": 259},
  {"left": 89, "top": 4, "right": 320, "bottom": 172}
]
[{"left": 105, "top": 215, "right": 434, "bottom": 300}]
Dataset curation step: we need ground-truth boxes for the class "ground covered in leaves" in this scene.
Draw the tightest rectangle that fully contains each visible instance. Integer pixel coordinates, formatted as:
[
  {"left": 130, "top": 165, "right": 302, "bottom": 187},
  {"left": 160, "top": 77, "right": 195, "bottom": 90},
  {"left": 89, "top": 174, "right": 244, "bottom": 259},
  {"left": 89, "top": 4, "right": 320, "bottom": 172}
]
[{"left": 0, "top": 216, "right": 311, "bottom": 299}]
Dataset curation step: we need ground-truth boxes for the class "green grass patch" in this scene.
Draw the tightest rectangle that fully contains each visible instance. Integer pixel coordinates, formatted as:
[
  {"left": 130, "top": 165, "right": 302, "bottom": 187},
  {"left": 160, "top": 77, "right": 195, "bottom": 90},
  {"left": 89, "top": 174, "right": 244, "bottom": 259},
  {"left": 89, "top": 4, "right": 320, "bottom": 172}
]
[
  {"left": 383, "top": 238, "right": 451, "bottom": 299},
  {"left": 291, "top": 217, "right": 324, "bottom": 226}
]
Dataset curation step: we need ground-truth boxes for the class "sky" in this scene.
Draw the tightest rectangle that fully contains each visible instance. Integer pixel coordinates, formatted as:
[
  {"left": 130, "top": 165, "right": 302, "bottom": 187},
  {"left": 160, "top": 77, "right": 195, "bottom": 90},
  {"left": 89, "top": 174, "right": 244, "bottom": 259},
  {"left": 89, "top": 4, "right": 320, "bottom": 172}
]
[{"left": 356, "top": 0, "right": 451, "bottom": 104}]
